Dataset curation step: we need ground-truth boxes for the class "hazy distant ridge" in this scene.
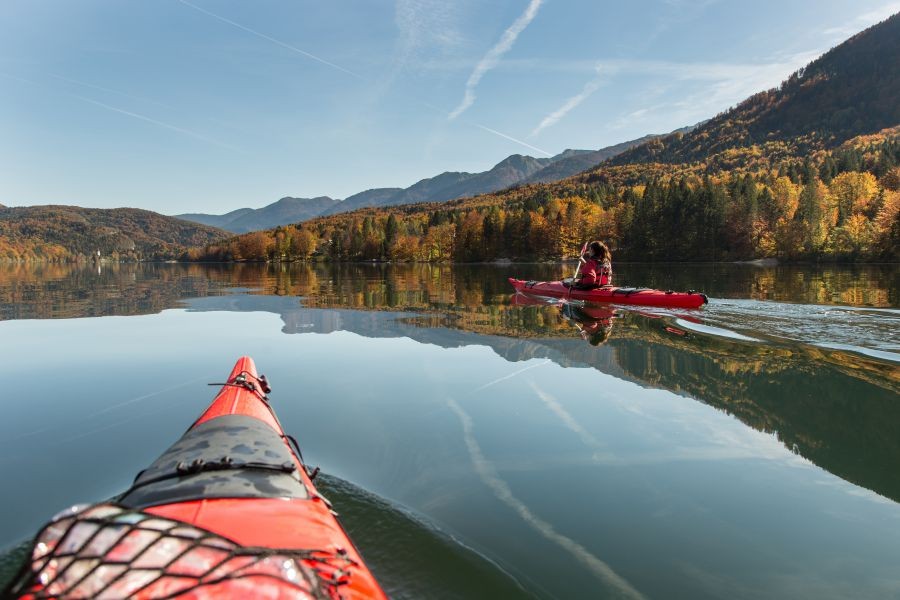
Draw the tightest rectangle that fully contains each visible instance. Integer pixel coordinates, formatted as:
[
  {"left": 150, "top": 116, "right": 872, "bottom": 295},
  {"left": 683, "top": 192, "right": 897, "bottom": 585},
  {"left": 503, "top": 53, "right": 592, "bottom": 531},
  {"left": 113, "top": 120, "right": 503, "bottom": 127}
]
[
  {"left": 177, "top": 197, "right": 339, "bottom": 233},
  {"left": 179, "top": 132, "right": 661, "bottom": 232}
]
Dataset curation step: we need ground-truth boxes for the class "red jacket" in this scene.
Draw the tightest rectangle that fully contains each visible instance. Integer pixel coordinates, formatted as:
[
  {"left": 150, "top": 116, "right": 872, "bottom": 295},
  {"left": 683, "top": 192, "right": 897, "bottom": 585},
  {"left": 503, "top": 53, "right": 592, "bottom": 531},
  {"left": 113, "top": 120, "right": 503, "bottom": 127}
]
[{"left": 579, "top": 257, "right": 612, "bottom": 287}]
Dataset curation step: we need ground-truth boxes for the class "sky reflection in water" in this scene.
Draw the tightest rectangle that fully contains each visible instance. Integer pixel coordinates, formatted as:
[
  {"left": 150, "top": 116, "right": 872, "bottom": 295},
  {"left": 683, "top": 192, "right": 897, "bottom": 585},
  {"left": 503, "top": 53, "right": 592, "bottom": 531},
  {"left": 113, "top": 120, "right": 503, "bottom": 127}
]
[{"left": 1, "top": 263, "right": 899, "bottom": 599}]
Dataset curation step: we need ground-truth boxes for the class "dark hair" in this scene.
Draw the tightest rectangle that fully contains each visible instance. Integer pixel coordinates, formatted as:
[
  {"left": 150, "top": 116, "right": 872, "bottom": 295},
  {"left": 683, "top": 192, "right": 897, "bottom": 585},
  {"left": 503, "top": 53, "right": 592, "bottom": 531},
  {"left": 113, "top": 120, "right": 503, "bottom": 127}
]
[
  {"left": 588, "top": 324, "right": 612, "bottom": 346},
  {"left": 589, "top": 241, "right": 611, "bottom": 262}
]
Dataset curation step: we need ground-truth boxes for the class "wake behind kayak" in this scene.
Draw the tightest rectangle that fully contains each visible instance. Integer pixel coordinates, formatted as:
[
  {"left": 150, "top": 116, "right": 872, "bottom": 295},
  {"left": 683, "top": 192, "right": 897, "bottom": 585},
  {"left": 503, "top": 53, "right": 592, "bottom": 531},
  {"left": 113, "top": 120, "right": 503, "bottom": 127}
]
[{"left": 509, "top": 277, "right": 708, "bottom": 309}]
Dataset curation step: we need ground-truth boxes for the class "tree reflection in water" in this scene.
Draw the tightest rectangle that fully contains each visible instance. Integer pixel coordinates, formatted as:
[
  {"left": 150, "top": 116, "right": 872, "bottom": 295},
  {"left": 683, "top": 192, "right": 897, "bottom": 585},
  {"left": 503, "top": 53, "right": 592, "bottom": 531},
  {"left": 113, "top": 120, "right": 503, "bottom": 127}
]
[{"left": 1, "top": 261, "right": 898, "bottom": 504}]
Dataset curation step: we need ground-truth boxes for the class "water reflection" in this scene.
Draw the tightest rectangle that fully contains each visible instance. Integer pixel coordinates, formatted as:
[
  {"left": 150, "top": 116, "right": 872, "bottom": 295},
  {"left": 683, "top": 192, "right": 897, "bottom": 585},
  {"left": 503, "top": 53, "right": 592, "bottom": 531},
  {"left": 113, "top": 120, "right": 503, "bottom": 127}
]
[
  {"left": 179, "top": 294, "right": 899, "bottom": 506},
  {"left": 514, "top": 293, "right": 617, "bottom": 347},
  {"left": 4, "top": 261, "right": 896, "bottom": 320},
  {"left": 561, "top": 304, "right": 615, "bottom": 347},
  {"left": 1, "top": 261, "right": 899, "bottom": 598}
]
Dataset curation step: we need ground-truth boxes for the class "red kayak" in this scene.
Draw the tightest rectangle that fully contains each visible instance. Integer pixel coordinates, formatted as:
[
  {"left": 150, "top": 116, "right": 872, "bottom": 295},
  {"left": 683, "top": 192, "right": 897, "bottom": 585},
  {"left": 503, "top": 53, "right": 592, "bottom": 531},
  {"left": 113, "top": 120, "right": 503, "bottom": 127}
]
[
  {"left": 509, "top": 277, "right": 708, "bottom": 309},
  {"left": 8, "top": 357, "right": 387, "bottom": 599}
]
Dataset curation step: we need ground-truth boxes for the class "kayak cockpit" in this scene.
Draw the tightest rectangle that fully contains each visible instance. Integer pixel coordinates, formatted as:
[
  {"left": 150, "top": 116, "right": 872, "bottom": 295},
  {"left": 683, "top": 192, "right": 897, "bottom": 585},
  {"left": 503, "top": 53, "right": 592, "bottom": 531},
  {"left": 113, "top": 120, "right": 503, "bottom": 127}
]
[{"left": 120, "top": 415, "right": 309, "bottom": 509}]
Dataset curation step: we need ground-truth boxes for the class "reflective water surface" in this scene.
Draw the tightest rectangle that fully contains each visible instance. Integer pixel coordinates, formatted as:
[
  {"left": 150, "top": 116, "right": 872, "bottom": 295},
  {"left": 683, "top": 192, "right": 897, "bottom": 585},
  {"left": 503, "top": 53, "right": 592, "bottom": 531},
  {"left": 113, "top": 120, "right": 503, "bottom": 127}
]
[{"left": 0, "top": 262, "right": 898, "bottom": 599}]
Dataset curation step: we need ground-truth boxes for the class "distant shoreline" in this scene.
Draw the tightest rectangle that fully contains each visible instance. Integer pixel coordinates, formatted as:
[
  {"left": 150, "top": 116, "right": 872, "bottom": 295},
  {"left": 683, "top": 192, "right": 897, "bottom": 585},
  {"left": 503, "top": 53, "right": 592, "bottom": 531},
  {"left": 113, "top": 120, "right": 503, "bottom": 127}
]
[{"left": 3, "top": 258, "right": 898, "bottom": 266}]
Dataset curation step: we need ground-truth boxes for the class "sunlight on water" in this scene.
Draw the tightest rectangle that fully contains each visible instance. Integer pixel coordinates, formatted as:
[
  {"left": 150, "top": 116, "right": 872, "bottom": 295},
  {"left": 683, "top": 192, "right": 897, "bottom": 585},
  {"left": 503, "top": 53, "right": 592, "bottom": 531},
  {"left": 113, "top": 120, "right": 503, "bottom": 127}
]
[{"left": 672, "top": 317, "right": 762, "bottom": 342}]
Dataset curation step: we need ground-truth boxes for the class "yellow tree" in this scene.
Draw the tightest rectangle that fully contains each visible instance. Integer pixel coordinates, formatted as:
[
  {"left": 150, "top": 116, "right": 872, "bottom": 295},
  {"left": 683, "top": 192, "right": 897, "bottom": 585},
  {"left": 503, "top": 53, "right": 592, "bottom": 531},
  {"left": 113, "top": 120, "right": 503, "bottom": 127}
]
[
  {"left": 559, "top": 199, "right": 584, "bottom": 254},
  {"left": 236, "top": 231, "right": 271, "bottom": 260},
  {"left": 454, "top": 211, "right": 483, "bottom": 261},
  {"left": 771, "top": 176, "right": 800, "bottom": 221},
  {"left": 830, "top": 172, "right": 878, "bottom": 222},
  {"left": 389, "top": 234, "right": 419, "bottom": 261},
  {"left": 874, "top": 189, "right": 900, "bottom": 257},
  {"left": 797, "top": 179, "right": 831, "bottom": 254},
  {"left": 290, "top": 228, "right": 318, "bottom": 259},
  {"left": 273, "top": 230, "right": 288, "bottom": 259},
  {"left": 880, "top": 166, "right": 900, "bottom": 192},
  {"left": 875, "top": 189, "right": 900, "bottom": 234},
  {"left": 423, "top": 223, "right": 455, "bottom": 261},
  {"left": 844, "top": 213, "right": 874, "bottom": 253}
]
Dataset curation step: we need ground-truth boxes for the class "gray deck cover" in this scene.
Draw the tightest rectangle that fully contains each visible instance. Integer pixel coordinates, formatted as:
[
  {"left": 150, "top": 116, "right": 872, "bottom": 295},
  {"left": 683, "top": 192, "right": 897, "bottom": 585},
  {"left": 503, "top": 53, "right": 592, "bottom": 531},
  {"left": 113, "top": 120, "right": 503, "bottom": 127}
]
[{"left": 120, "top": 414, "right": 308, "bottom": 508}]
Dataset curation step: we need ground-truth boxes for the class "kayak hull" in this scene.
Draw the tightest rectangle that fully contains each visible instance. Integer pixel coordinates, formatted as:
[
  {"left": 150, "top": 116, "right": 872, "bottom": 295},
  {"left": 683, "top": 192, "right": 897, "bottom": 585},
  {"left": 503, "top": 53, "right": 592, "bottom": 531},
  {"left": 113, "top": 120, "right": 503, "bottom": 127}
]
[
  {"left": 140, "top": 356, "right": 386, "bottom": 599},
  {"left": 509, "top": 277, "right": 708, "bottom": 309},
  {"left": 11, "top": 356, "right": 387, "bottom": 600}
]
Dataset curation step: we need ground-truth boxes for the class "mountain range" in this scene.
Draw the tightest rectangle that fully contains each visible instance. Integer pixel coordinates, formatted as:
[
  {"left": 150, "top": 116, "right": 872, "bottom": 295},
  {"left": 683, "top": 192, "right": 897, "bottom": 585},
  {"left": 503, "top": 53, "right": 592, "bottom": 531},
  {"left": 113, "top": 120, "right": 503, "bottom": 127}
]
[
  {"left": 611, "top": 12, "right": 900, "bottom": 167},
  {"left": 3, "top": 12, "right": 897, "bottom": 262},
  {"left": 194, "top": 12, "right": 900, "bottom": 263},
  {"left": 174, "top": 133, "right": 668, "bottom": 232},
  {"left": 177, "top": 196, "right": 340, "bottom": 233}
]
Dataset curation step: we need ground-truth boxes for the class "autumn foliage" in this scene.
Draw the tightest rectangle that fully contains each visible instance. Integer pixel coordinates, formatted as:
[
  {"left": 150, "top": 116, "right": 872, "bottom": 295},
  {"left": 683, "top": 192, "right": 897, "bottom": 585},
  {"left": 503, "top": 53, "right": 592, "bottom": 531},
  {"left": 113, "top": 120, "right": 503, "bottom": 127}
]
[
  {"left": 193, "top": 129, "right": 900, "bottom": 263},
  {"left": 0, "top": 206, "right": 228, "bottom": 262}
]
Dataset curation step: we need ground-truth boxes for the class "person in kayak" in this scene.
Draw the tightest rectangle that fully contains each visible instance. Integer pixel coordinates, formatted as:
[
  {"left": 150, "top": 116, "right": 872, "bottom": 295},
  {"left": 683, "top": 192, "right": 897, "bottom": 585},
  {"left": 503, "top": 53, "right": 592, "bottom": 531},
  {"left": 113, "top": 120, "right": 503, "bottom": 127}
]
[{"left": 576, "top": 241, "right": 613, "bottom": 288}]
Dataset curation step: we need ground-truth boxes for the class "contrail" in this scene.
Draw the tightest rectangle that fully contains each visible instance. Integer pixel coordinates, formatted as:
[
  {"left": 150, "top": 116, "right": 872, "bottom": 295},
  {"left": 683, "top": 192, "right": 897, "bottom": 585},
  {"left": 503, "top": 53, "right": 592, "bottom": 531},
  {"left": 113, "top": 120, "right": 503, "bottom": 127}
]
[
  {"left": 1, "top": 72, "right": 237, "bottom": 151},
  {"left": 421, "top": 98, "right": 555, "bottom": 155},
  {"left": 447, "top": 398, "right": 646, "bottom": 599},
  {"left": 93, "top": 375, "right": 212, "bottom": 416},
  {"left": 72, "top": 93, "right": 239, "bottom": 151},
  {"left": 176, "top": 0, "right": 364, "bottom": 80},
  {"left": 529, "top": 381, "right": 606, "bottom": 449},
  {"left": 449, "top": 0, "right": 544, "bottom": 119},
  {"left": 476, "top": 124, "right": 552, "bottom": 157},
  {"left": 0, "top": 71, "right": 39, "bottom": 86},
  {"left": 48, "top": 73, "right": 177, "bottom": 110},
  {"left": 471, "top": 359, "right": 551, "bottom": 392},
  {"left": 531, "top": 68, "right": 605, "bottom": 137},
  {"left": 5, "top": 376, "right": 212, "bottom": 443},
  {"left": 175, "top": 1, "right": 554, "bottom": 157}
]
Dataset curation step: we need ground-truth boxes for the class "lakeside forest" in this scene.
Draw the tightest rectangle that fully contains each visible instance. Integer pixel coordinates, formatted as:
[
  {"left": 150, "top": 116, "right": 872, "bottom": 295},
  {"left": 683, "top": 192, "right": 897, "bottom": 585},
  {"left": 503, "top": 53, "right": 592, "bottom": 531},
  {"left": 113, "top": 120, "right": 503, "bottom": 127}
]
[
  {"left": 179, "top": 13, "right": 900, "bottom": 265},
  {"left": 190, "top": 130, "right": 900, "bottom": 263},
  {"left": 2, "top": 13, "right": 899, "bottom": 264}
]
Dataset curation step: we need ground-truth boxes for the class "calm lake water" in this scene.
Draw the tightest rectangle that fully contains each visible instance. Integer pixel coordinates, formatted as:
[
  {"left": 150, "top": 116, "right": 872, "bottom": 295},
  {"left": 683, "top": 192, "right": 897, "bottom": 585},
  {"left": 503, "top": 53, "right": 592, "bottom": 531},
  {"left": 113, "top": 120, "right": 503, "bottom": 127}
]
[{"left": 0, "top": 262, "right": 898, "bottom": 599}]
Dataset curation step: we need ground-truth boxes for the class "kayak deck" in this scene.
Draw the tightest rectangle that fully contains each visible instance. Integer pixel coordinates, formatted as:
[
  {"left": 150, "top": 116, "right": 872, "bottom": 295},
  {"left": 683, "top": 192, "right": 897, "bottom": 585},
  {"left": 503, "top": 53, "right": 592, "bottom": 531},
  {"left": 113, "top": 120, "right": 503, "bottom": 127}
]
[
  {"left": 8, "top": 357, "right": 386, "bottom": 600},
  {"left": 509, "top": 277, "right": 708, "bottom": 309}
]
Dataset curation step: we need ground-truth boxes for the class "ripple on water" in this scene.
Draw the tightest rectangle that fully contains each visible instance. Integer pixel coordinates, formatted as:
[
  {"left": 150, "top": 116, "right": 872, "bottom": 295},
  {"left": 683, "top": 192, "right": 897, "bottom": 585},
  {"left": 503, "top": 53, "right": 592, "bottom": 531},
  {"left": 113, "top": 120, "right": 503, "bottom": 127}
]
[
  {"left": 313, "top": 475, "right": 538, "bottom": 599},
  {"left": 0, "top": 475, "right": 536, "bottom": 600},
  {"left": 694, "top": 299, "right": 900, "bottom": 359}
]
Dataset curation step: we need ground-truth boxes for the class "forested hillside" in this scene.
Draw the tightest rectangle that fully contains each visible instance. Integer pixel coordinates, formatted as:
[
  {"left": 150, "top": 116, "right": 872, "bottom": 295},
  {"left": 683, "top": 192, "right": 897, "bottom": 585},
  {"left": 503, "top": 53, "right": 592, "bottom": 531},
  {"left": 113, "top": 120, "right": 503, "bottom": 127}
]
[
  {"left": 178, "top": 133, "right": 663, "bottom": 229},
  {"left": 187, "top": 129, "right": 900, "bottom": 263},
  {"left": 0, "top": 206, "right": 229, "bottom": 261},
  {"left": 189, "top": 15, "right": 900, "bottom": 264},
  {"left": 612, "top": 13, "right": 900, "bottom": 166}
]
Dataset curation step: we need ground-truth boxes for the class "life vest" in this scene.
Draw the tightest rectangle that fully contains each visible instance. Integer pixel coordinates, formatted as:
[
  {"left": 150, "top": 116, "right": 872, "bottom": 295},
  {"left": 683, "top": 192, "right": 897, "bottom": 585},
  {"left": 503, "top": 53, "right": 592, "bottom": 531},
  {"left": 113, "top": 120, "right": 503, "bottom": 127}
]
[{"left": 579, "top": 257, "right": 612, "bottom": 287}]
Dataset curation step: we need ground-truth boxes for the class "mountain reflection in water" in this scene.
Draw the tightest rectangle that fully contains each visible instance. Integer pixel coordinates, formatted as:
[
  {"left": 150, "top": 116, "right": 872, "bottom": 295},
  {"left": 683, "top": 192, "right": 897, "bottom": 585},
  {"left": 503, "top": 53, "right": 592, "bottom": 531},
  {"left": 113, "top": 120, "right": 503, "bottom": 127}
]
[{"left": 0, "top": 261, "right": 898, "bottom": 598}]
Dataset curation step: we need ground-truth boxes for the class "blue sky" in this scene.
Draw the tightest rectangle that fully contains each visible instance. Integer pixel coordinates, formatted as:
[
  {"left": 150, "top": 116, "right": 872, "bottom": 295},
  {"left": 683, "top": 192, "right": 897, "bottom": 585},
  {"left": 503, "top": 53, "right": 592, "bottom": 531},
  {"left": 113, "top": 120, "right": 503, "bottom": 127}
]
[{"left": 1, "top": 0, "right": 897, "bottom": 214}]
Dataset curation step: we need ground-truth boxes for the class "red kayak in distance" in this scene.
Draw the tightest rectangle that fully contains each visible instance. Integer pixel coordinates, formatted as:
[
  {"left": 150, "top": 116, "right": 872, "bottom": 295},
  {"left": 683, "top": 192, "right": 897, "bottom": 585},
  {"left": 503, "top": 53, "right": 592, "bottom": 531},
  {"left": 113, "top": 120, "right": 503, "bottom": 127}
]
[
  {"left": 9, "top": 357, "right": 387, "bottom": 600},
  {"left": 509, "top": 277, "right": 708, "bottom": 309}
]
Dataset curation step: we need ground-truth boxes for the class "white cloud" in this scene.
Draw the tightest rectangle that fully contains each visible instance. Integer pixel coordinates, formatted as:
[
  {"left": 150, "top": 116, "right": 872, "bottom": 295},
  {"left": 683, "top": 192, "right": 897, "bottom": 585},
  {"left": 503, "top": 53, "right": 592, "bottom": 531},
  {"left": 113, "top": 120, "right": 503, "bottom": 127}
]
[
  {"left": 394, "top": 0, "right": 466, "bottom": 69},
  {"left": 449, "top": 0, "right": 544, "bottom": 119},
  {"left": 822, "top": 2, "right": 900, "bottom": 39},
  {"left": 604, "top": 50, "right": 820, "bottom": 131}
]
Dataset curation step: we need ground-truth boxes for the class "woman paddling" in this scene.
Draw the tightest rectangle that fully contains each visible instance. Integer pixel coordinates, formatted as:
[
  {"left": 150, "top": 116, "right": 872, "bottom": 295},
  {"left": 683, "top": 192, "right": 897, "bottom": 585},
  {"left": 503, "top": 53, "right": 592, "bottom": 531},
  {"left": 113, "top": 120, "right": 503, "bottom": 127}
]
[{"left": 576, "top": 241, "right": 613, "bottom": 289}]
